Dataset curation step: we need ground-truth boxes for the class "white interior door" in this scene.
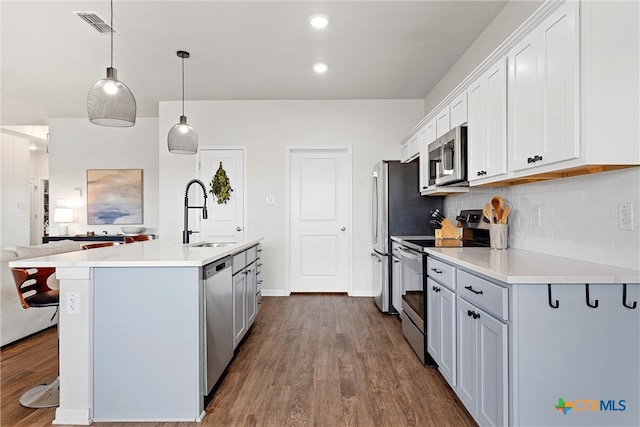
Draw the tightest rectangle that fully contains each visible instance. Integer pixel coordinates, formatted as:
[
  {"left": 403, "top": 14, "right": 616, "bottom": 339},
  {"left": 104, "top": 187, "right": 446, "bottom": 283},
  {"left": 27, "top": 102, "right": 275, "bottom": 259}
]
[
  {"left": 288, "top": 147, "right": 351, "bottom": 293},
  {"left": 198, "top": 148, "right": 245, "bottom": 242},
  {"left": 29, "top": 178, "right": 39, "bottom": 244}
]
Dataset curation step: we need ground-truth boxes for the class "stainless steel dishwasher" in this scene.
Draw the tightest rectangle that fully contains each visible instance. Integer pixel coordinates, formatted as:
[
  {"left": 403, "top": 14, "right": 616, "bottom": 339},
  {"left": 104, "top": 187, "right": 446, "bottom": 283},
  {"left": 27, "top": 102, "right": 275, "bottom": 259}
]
[{"left": 203, "top": 256, "right": 233, "bottom": 395}]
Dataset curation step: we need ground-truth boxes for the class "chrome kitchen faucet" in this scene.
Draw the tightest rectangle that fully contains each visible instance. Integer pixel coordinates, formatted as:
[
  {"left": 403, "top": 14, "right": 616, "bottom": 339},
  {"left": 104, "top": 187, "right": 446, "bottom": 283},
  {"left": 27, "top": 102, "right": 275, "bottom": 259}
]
[{"left": 183, "top": 179, "right": 208, "bottom": 244}]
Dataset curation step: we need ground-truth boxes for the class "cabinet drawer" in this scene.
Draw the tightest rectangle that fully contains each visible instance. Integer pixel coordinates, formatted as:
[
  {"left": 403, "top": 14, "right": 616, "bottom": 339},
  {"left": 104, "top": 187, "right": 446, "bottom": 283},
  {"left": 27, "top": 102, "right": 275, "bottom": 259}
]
[
  {"left": 232, "top": 251, "right": 246, "bottom": 275},
  {"left": 246, "top": 246, "right": 257, "bottom": 265},
  {"left": 427, "top": 257, "right": 456, "bottom": 290},
  {"left": 457, "top": 269, "right": 508, "bottom": 320}
]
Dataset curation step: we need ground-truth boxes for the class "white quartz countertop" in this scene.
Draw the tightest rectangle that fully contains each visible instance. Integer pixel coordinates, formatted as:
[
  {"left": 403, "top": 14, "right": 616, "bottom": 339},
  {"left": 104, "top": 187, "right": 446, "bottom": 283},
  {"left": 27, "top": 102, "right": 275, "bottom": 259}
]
[
  {"left": 9, "top": 237, "right": 263, "bottom": 268},
  {"left": 424, "top": 247, "right": 640, "bottom": 284},
  {"left": 392, "top": 237, "right": 639, "bottom": 284}
]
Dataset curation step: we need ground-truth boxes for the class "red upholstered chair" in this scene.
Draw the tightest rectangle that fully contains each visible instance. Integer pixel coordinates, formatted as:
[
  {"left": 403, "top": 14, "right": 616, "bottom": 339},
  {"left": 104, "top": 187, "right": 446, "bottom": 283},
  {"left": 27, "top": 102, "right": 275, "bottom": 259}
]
[
  {"left": 126, "top": 234, "right": 154, "bottom": 242},
  {"left": 11, "top": 267, "right": 60, "bottom": 408},
  {"left": 82, "top": 241, "right": 124, "bottom": 250}
]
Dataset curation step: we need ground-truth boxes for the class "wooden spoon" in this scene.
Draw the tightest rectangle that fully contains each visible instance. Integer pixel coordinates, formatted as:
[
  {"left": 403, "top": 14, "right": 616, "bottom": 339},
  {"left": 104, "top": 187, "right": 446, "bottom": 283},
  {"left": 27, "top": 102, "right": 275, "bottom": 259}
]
[
  {"left": 501, "top": 206, "right": 511, "bottom": 224},
  {"left": 483, "top": 203, "right": 494, "bottom": 224},
  {"left": 491, "top": 196, "right": 504, "bottom": 223}
]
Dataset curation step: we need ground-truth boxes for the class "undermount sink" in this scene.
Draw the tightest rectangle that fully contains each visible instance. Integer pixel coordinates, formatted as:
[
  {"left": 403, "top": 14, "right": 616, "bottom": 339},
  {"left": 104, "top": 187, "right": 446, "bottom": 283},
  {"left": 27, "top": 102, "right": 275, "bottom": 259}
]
[{"left": 190, "top": 242, "right": 236, "bottom": 248}]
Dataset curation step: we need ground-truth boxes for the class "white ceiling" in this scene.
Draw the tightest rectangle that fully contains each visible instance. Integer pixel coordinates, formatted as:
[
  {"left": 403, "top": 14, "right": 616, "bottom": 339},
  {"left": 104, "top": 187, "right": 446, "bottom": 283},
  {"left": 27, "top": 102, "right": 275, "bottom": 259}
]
[{"left": 1, "top": 0, "right": 508, "bottom": 126}]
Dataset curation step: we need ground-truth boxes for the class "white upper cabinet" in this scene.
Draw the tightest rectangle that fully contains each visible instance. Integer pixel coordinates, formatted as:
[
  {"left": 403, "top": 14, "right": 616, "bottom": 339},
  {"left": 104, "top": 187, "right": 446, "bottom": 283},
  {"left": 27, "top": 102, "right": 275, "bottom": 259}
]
[
  {"left": 450, "top": 92, "right": 468, "bottom": 128},
  {"left": 436, "top": 107, "right": 451, "bottom": 139},
  {"left": 401, "top": 133, "right": 420, "bottom": 163},
  {"left": 508, "top": 1, "right": 579, "bottom": 172},
  {"left": 419, "top": 119, "right": 436, "bottom": 192},
  {"left": 467, "top": 57, "right": 507, "bottom": 183}
]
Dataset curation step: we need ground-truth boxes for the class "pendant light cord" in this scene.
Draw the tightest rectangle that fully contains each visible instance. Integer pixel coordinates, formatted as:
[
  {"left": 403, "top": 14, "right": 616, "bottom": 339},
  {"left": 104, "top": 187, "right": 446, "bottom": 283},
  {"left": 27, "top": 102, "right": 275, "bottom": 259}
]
[
  {"left": 110, "top": 0, "right": 114, "bottom": 68},
  {"left": 182, "top": 56, "right": 185, "bottom": 116}
]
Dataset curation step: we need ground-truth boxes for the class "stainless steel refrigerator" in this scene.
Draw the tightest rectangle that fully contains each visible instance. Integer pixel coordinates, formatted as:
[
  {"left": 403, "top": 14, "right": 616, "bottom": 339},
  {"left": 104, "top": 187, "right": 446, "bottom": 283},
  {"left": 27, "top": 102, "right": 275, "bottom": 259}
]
[{"left": 371, "top": 160, "right": 443, "bottom": 313}]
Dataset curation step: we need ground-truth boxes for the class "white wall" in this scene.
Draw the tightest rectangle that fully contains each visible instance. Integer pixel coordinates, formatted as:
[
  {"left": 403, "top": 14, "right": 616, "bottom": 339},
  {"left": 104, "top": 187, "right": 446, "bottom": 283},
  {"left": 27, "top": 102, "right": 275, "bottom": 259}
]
[
  {"left": 48, "top": 118, "right": 159, "bottom": 236},
  {"left": 424, "top": 0, "right": 544, "bottom": 113},
  {"left": 159, "top": 100, "right": 424, "bottom": 296},
  {"left": 0, "top": 133, "right": 30, "bottom": 249}
]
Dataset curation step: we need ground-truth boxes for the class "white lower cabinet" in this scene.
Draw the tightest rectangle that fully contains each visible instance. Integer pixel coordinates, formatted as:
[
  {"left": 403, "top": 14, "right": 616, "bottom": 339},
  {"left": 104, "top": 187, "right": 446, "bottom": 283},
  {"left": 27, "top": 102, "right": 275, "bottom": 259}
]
[{"left": 456, "top": 297, "right": 508, "bottom": 427}]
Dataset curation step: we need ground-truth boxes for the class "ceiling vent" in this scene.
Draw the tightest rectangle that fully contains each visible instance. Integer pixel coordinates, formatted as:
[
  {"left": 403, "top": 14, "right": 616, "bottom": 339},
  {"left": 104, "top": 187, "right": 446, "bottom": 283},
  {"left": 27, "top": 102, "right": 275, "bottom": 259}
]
[{"left": 73, "top": 11, "right": 116, "bottom": 34}]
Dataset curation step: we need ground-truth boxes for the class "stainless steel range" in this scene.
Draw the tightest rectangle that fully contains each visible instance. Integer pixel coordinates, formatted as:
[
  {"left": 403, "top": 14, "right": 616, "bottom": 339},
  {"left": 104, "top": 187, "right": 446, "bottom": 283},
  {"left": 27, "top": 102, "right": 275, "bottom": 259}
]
[{"left": 400, "top": 209, "right": 490, "bottom": 365}]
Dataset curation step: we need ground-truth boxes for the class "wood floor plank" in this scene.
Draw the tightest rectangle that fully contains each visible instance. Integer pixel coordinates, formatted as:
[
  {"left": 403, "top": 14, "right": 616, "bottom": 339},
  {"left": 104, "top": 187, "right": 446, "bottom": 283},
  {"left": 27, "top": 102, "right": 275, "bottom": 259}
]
[{"left": 1, "top": 295, "right": 477, "bottom": 427}]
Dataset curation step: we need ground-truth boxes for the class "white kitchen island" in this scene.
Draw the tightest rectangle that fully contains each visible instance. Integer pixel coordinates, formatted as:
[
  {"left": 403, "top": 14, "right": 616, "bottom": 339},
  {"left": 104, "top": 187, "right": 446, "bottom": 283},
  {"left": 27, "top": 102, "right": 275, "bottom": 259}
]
[
  {"left": 10, "top": 237, "right": 262, "bottom": 425},
  {"left": 414, "top": 244, "right": 640, "bottom": 427}
]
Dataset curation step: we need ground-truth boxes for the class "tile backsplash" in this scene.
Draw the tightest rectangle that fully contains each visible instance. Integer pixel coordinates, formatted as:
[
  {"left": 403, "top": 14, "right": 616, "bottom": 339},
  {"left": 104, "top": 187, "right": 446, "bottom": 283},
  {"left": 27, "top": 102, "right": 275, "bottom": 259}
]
[{"left": 444, "top": 167, "right": 640, "bottom": 270}]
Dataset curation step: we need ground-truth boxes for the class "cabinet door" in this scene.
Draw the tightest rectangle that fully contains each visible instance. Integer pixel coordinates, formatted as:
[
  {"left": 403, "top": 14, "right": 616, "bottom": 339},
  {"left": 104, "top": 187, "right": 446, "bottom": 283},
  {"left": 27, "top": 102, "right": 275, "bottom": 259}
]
[
  {"left": 508, "top": 31, "right": 540, "bottom": 172},
  {"left": 467, "top": 74, "right": 487, "bottom": 181},
  {"left": 419, "top": 119, "right": 436, "bottom": 193},
  {"left": 456, "top": 297, "right": 478, "bottom": 414},
  {"left": 450, "top": 92, "right": 468, "bottom": 128},
  {"left": 477, "top": 308, "right": 508, "bottom": 427},
  {"left": 436, "top": 108, "right": 451, "bottom": 138},
  {"left": 400, "top": 141, "right": 409, "bottom": 163},
  {"left": 537, "top": 1, "right": 579, "bottom": 166},
  {"left": 484, "top": 58, "right": 507, "bottom": 179},
  {"left": 246, "top": 265, "right": 257, "bottom": 327},
  {"left": 407, "top": 133, "right": 420, "bottom": 162},
  {"left": 233, "top": 272, "right": 246, "bottom": 347},
  {"left": 438, "top": 286, "right": 456, "bottom": 387},
  {"left": 508, "top": 1, "right": 579, "bottom": 172},
  {"left": 426, "top": 279, "right": 442, "bottom": 364}
]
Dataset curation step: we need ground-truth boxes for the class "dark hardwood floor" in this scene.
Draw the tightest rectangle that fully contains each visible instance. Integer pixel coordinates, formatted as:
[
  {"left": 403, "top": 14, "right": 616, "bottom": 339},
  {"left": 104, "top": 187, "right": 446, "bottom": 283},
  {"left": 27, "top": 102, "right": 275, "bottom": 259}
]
[{"left": 1, "top": 295, "right": 476, "bottom": 426}]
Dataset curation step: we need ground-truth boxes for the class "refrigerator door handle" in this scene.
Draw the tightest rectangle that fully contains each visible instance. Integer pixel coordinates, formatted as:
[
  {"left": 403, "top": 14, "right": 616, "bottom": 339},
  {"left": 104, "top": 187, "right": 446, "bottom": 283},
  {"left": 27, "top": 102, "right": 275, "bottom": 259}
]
[{"left": 371, "top": 173, "right": 378, "bottom": 244}]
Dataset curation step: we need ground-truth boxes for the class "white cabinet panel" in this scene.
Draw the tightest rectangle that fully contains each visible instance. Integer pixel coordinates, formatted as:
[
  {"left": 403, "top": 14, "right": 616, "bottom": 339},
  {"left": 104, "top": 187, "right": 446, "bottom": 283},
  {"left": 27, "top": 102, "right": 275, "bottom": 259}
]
[
  {"left": 436, "top": 108, "right": 451, "bottom": 139},
  {"left": 468, "top": 57, "right": 507, "bottom": 182},
  {"left": 450, "top": 92, "right": 468, "bottom": 128},
  {"left": 508, "top": 1, "right": 579, "bottom": 172},
  {"left": 419, "top": 118, "right": 436, "bottom": 193}
]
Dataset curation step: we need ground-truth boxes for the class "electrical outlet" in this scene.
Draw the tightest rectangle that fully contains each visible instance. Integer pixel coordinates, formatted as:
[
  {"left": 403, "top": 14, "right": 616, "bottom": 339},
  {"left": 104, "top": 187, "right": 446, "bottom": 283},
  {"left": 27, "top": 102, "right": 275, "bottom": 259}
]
[
  {"left": 66, "top": 292, "right": 80, "bottom": 314},
  {"left": 532, "top": 205, "right": 541, "bottom": 227},
  {"left": 618, "top": 202, "right": 634, "bottom": 231}
]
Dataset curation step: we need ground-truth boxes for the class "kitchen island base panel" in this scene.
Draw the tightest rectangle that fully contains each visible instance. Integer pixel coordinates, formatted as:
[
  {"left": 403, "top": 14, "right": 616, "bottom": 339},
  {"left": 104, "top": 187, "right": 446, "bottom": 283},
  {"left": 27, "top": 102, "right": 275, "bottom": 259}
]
[
  {"left": 93, "top": 267, "right": 203, "bottom": 421},
  {"left": 511, "top": 283, "right": 640, "bottom": 426}
]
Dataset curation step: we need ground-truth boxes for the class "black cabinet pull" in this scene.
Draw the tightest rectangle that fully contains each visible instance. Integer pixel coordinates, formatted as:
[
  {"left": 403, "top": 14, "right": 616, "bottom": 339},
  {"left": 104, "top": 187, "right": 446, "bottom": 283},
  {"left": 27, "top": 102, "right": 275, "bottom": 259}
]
[
  {"left": 466, "top": 309, "right": 480, "bottom": 319},
  {"left": 467, "top": 310, "right": 473, "bottom": 317},
  {"left": 464, "top": 285, "right": 483, "bottom": 295},
  {"left": 430, "top": 268, "right": 443, "bottom": 274}
]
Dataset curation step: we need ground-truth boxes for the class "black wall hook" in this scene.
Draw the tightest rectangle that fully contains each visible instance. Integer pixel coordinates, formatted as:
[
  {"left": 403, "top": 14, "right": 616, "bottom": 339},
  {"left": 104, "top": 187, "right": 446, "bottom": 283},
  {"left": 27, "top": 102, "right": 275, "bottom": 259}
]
[
  {"left": 585, "top": 284, "right": 599, "bottom": 308},
  {"left": 623, "top": 284, "right": 637, "bottom": 309},
  {"left": 548, "top": 284, "right": 559, "bottom": 309}
]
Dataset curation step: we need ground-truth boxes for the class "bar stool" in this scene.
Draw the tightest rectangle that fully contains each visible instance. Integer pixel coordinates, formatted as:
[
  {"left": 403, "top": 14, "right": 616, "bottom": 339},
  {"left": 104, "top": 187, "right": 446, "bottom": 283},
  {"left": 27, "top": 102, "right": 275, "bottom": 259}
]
[
  {"left": 81, "top": 241, "right": 126, "bottom": 250},
  {"left": 11, "top": 267, "right": 60, "bottom": 408}
]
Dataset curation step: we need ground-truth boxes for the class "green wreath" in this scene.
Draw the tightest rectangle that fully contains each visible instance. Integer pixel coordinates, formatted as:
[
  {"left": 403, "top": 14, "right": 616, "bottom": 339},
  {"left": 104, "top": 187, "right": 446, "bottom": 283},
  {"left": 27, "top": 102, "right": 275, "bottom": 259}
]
[{"left": 209, "top": 162, "right": 233, "bottom": 204}]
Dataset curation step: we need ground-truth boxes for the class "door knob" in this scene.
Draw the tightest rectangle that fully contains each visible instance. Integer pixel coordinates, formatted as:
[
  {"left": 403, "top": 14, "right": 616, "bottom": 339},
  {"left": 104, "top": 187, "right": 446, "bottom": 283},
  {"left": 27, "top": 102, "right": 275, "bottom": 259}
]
[
  {"left": 341, "top": 227, "right": 346, "bottom": 231},
  {"left": 236, "top": 227, "right": 242, "bottom": 232}
]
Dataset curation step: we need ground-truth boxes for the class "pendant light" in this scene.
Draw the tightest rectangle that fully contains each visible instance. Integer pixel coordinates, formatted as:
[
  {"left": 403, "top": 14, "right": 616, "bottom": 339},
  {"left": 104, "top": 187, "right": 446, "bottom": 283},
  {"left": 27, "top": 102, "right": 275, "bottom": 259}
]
[
  {"left": 87, "top": 0, "right": 136, "bottom": 127},
  {"left": 168, "top": 50, "right": 198, "bottom": 154}
]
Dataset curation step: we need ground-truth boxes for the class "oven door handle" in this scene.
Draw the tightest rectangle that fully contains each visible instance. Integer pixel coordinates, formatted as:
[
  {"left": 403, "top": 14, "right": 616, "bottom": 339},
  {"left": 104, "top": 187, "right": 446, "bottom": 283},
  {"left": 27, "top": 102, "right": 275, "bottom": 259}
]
[{"left": 398, "top": 247, "right": 420, "bottom": 261}]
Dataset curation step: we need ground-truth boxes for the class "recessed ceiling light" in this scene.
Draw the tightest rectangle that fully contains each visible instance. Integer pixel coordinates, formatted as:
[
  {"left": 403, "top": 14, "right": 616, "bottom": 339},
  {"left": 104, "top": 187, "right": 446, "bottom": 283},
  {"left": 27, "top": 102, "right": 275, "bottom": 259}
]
[
  {"left": 309, "top": 14, "right": 329, "bottom": 29},
  {"left": 313, "top": 63, "right": 328, "bottom": 74}
]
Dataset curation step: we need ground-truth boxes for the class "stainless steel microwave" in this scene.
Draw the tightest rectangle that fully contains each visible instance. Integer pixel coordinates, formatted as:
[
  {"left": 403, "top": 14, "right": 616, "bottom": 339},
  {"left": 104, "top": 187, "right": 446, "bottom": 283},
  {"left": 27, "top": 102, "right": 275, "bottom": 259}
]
[{"left": 427, "top": 126, "right": 468, "bottom": 186}]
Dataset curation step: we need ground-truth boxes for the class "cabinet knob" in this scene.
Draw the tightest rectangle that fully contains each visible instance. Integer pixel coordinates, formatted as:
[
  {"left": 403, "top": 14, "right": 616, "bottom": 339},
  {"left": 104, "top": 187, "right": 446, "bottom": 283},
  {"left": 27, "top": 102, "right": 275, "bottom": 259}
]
[
  {"left": 341, "top": 227, "right": 346, "bottom": 231},
  {"left": 236, "top": 226, "right": 242, "bottom": 232}
]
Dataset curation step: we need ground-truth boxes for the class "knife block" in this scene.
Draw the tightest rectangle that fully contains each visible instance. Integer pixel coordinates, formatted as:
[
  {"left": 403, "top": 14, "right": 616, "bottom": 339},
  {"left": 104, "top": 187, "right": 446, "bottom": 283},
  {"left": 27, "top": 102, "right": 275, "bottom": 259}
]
[{"left": 435, "top": 218, "right": 461, "bottom": 240}]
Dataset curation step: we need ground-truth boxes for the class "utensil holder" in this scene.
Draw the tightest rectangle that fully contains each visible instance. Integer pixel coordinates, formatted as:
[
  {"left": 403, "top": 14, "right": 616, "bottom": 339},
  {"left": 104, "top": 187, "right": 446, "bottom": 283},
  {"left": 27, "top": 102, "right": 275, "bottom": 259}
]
[{"left": 489, "top": 224, "right": 508, "bottom": 250}]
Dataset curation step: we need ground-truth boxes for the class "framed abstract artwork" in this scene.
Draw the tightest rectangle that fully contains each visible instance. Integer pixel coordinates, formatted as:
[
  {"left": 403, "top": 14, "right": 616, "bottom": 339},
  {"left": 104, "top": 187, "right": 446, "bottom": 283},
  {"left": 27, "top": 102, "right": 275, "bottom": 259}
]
[{"left": 87, "top": 169, "right": 143, "bottom": 225}]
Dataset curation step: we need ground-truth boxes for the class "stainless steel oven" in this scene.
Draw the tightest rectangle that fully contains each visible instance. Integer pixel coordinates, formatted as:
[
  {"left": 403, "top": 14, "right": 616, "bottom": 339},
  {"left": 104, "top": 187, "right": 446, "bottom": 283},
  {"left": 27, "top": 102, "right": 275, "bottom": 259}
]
[
  {"left": 399, "top": 209, "right": 491, "bottom": 366},
  {"left": 428, "top": 126, "right": 467, "bottom": 186},
  {"left": 399, "top": 245, "right": 426, "bottom": 364}
]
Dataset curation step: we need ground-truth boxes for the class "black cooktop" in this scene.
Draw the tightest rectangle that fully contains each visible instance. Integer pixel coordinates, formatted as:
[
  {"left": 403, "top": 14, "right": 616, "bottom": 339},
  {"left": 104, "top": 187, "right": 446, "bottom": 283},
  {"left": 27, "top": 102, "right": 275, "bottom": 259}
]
[{"left": 404, "top": 238, "right": 489, "bottom": 249}]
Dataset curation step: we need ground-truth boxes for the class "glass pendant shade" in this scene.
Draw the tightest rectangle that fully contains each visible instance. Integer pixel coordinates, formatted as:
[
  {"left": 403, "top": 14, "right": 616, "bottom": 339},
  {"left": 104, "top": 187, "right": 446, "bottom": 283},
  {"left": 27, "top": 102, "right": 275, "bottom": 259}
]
[
  {"left": 168, "top": 50, "right": 198, "bottom": 154},
  {"left": 88, "top": 67, "right": 136, "bottom": 127},
  {"left": 168, "top": 115, "right": 199, "bottom": 154}
]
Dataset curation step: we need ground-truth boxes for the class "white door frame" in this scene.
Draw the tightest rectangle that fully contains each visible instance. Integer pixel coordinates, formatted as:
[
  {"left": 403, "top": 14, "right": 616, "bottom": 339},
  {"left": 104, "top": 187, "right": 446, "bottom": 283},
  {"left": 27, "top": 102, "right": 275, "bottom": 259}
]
[
  {"left": 198, "top": 145, "right": 248, "bottom": 238},
  {"left": 284, "top": 145, "right": 353, "bottom": 296}
]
